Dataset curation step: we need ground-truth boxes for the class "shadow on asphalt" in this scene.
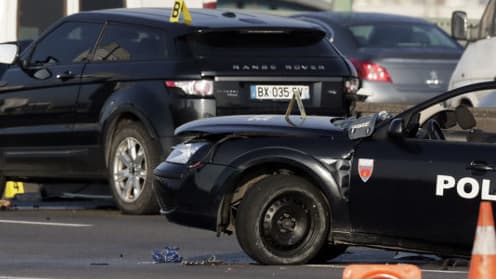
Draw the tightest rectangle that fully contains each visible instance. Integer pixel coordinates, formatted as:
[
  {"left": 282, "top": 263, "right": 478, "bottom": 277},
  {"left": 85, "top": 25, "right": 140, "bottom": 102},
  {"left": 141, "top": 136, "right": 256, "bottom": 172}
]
[{"left": 175, "top": 248, "right": 469, "bottom": 269}]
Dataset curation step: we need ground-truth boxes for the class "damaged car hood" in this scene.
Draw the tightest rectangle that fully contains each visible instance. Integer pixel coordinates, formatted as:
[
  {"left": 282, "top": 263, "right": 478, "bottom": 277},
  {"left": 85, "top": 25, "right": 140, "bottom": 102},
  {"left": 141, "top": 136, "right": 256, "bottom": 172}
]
[{"left": 175, "top": 115, "right": 346, "bottom": 137}]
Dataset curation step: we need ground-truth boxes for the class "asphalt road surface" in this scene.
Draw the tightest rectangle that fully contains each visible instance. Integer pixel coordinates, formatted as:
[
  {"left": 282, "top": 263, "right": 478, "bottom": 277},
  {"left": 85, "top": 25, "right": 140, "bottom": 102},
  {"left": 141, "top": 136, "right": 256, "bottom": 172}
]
[{"left": 0, "top": 209, "right": 470, "bottom": 279}]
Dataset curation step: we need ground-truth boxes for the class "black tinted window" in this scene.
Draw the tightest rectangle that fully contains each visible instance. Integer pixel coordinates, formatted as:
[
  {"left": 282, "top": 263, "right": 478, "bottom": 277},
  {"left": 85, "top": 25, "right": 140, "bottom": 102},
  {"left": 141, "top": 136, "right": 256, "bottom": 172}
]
[
  {"left": 93, "top": 24, "right": 168, "bottom": 62},
  {"left": 181, "top": 30, "right": 336, "bottom": 57},
  {"left": 30, "top": 22, "right": 102, "bottom": 65}
]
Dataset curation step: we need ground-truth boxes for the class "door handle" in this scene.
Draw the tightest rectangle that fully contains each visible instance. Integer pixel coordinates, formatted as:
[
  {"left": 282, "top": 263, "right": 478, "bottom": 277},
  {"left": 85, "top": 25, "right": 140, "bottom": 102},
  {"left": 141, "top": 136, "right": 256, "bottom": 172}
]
[
  {"left": 467, "top": 161, "right": 495, "bottom": 172},
  {"left": 56, "top": 71, "right": 74, "bottom": 81}
]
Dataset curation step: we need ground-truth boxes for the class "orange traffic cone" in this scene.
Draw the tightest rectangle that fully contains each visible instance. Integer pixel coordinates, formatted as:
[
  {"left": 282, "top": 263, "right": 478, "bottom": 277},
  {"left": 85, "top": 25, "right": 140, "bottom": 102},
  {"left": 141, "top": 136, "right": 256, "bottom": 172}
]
[
  {"left": 468, "top": 201, "right": 496, "bottom": 279},
  {"left": 342, "top": 264, "right": 421, "bottom": 279}
]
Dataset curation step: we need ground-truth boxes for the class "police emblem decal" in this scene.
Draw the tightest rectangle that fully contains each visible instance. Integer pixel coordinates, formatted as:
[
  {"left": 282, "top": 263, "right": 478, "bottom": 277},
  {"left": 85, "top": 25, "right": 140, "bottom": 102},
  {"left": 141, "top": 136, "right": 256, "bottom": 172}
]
[{"left": 358, "top": 159, "right": 374, "bottom": 183}]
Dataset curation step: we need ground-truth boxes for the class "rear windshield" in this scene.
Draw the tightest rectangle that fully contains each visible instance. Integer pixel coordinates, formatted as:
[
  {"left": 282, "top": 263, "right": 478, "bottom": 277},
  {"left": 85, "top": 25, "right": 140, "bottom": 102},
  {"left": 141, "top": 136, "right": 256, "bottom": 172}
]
[
  {"left": 348, "top": 23, "right": 460, "bottom": 49},
  {"left": 178, "top": 29, "right": 337, "bottom": 57}
]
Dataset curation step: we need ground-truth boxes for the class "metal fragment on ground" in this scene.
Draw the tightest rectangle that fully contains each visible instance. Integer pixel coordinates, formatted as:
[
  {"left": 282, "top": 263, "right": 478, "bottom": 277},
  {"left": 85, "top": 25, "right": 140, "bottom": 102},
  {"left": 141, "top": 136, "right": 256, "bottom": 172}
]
[{"left": 182, "top": 255, "right": 223, "bottom": 266}]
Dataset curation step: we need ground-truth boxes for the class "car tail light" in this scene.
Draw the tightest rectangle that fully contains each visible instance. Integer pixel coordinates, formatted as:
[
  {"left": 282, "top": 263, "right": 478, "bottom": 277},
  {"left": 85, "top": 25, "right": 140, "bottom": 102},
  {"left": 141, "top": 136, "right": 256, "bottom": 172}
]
[
  {"left": 165, "top": 80, "right": 213, "bottom": 96},
  {"left": 203, "top": 1, "right": 216, "bottom": 9},
  {"left": 350, "top": 59, "right": 392, "bottom": 83},
  {"left": 344, "top": 77, "right": 360, "bottom": 94}
]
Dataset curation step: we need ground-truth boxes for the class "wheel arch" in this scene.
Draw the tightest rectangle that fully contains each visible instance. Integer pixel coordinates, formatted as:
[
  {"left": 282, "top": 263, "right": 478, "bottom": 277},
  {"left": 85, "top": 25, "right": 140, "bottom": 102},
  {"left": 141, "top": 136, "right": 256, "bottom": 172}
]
[
  {"left": 97, "top": 83, "right": 176, "bottom": 165},
  {"left": 101, "top": 107, "right": 162, "bottom": 167},
  {"left": 216, "top": 148, "right": 351, "bottom": 240},
  {"left": 101, "top": 108, "right": 163, "bottom": 167}
]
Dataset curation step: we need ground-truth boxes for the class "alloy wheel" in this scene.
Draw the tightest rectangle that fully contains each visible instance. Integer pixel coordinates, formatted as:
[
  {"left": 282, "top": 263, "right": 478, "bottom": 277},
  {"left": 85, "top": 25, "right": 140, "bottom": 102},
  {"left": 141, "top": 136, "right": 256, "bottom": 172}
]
[{"left": 112, "top": 137, "right": 147, "bottom": 203}]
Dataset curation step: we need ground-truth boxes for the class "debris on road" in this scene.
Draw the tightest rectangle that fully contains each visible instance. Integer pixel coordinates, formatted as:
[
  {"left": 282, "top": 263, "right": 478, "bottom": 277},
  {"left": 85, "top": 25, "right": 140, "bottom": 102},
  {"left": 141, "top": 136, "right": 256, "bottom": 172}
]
[
  {"left": 182, "top": 255, "right": 224, "bottom": 266},
  {"left": 152, "top": 246, "right": 183, "bottom": 264}
]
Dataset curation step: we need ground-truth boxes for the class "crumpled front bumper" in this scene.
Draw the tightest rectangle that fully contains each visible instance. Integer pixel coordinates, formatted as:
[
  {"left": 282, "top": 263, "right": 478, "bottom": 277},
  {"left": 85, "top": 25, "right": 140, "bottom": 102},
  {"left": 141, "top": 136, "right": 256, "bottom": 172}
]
[{"left": 152, "top": 161, "right": 235, "bottom": 232}]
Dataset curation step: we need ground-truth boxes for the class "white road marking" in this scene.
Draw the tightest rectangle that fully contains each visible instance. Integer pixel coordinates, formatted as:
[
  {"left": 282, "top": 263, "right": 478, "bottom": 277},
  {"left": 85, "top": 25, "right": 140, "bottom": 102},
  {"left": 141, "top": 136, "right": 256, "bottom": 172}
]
[
  {"left": 0, "top": 277, "right": 53, "bottom": 279},
  {"left": 0, "top": 219, "right": 92, "bottom": 227}
]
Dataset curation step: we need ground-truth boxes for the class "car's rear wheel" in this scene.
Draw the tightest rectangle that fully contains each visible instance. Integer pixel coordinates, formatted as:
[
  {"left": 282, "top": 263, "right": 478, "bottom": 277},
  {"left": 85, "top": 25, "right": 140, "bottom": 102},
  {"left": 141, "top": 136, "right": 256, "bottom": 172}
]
[
  {"left": 235, "top": 174, "right": 330, "bottom": 264},
  {"left": 108, "top": 119, "right": 161, "bottom": 215}
]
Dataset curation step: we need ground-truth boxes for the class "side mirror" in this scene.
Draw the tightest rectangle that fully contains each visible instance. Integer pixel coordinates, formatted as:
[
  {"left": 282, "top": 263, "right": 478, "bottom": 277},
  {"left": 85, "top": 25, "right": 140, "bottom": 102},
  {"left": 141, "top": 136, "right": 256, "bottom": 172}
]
[
  {"left": 388, "top": 118, "right": 404, "bottom": 138},
  {"left": 0, "top": 44, "right": 19, "bottom": 65},
  {"left": 451, "top": 11, "right": 468, "bottom": 40}
]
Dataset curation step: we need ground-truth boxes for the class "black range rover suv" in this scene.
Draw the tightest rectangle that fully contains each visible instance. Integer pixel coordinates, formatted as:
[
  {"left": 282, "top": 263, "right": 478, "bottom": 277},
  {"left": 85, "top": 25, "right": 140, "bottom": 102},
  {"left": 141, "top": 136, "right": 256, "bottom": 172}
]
[{"left": 0, "top": 8, "right": 359, "bottom": 214}]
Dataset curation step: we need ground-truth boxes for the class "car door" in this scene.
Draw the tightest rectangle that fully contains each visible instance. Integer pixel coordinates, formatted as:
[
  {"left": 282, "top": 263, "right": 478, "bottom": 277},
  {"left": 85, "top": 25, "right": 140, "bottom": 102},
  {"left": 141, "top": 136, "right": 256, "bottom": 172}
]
[
  {"left": 73, "top": 22, "right": 171, "bottom": 176},
  {"left": 0, "top": 21, "right": 102, "bottom": 177},
  {"left": 350, "top": 134, "right": 496, "bottom": 249}
]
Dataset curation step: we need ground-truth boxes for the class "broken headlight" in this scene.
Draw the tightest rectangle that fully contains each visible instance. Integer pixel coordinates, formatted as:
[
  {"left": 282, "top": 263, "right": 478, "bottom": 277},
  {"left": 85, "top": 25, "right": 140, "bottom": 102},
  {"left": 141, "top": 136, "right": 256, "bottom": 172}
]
[{"left": 166, "top": 142, "right": 209, "bottom": 164}]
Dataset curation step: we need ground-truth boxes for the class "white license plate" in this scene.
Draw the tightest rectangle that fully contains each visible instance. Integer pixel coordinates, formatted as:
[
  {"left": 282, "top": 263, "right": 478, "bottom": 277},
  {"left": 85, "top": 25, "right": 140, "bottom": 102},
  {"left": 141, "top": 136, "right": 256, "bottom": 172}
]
[{"left": 250, "top": 85, "right": 310, "bottom": 100}]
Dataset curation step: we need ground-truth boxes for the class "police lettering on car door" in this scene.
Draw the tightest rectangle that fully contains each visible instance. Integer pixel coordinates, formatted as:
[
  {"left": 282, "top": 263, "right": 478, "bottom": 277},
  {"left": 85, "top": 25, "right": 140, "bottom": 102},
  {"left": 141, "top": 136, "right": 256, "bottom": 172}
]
[{"left": 436, "top": 175, "right": 496, "bottom": 201}]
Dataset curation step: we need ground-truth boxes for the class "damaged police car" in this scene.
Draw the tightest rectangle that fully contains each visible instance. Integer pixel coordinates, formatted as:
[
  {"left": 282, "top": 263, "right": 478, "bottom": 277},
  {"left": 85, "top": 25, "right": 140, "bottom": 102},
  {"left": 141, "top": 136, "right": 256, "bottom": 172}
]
[{"left": 154, "top": 81, "right": 496, "bottom": 264}]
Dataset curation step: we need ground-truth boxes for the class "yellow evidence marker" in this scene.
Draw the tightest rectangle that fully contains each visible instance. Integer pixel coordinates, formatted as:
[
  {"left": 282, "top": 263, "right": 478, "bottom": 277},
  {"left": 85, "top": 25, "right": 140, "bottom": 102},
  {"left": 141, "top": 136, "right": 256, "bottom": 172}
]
[
  {"left": 170, "top": 0, "right": 192, "bottom": 25},
  {"left": 4, "top": 181, "right": 24, "bottom": 199}
]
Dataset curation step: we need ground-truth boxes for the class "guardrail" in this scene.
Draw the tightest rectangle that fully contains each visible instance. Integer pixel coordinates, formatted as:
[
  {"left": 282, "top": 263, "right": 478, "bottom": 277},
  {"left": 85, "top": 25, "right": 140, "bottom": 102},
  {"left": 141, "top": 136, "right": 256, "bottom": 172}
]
[{"left": 355, "top": 102, "right": 496, "bottom": 132}]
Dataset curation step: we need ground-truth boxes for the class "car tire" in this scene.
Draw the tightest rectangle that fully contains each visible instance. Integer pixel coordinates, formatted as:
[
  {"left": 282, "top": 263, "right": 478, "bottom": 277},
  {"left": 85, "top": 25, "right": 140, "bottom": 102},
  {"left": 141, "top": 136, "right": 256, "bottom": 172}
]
[
  {"left": 235, "top": 174, "right": 330, "bottom": 265},
  {"left": 108, "top": 119, "right": 161, "bottom": 215}
]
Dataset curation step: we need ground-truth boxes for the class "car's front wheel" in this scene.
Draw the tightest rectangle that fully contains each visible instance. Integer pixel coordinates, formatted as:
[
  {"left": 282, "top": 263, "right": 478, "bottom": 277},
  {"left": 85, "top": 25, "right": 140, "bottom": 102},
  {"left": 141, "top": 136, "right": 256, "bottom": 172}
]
[
  {"left": 235, "top": 174, "right": 330, "bottom": 264},
  {"left": 108, "top": 119, "right": 161, "bottom": 215}
]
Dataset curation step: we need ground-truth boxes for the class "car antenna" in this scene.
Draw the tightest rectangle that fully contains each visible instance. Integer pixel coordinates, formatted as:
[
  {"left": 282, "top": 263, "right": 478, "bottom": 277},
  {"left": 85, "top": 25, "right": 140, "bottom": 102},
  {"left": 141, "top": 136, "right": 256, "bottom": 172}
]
[{"left": 284, "top": 91, "right": 307, "bottom": 126}]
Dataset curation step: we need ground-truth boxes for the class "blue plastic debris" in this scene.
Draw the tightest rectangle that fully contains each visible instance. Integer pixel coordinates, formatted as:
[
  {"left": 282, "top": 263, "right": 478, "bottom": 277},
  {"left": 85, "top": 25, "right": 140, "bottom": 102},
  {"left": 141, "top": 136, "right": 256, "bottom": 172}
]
[{"left": 152, "top": 246, "right": 183, "bottom": 264}]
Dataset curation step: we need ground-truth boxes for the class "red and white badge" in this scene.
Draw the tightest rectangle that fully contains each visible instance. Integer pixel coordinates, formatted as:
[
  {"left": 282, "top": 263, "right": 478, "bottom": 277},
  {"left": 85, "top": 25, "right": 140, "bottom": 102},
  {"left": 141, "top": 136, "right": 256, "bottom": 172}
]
[{"left": 358, "top": 158, "right": 374, "bottom": 183}]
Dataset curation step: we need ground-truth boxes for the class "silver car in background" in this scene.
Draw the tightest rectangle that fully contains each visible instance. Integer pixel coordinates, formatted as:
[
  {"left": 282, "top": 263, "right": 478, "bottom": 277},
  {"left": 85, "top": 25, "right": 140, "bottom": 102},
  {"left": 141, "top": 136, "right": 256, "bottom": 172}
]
[{"left": 293, "top": 12, "right": 464, "bottom": 104}]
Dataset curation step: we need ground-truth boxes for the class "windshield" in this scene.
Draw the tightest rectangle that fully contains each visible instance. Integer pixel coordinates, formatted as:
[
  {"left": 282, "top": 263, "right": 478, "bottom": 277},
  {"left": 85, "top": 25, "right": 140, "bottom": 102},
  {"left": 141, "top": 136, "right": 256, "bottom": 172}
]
[{"left": 348, "top": 23, "right": 460, "bottom": 49}]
